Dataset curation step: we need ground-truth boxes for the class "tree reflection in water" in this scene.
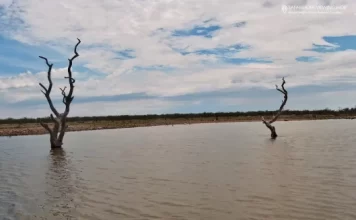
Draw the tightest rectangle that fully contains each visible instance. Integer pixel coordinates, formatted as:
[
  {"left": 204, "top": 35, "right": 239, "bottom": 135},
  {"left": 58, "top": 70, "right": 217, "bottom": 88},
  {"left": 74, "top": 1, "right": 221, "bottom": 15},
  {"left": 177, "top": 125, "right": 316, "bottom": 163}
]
[{"left": 41, "top": 148, "right": 78, "bottom": 219}]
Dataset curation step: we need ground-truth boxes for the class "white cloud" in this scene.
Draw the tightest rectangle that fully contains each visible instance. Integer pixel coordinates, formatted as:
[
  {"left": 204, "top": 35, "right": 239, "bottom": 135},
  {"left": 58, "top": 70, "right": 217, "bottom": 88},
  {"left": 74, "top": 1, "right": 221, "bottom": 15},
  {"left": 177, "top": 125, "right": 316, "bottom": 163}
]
[
  {"left": 1, "top": 0, "right": 356, "bottom": 116},
  {"left": 0, "top": 68, "right": 89, "bottom": 102},
  {"left": 0, "top": 0, "right": 12, "bottom": 8}
]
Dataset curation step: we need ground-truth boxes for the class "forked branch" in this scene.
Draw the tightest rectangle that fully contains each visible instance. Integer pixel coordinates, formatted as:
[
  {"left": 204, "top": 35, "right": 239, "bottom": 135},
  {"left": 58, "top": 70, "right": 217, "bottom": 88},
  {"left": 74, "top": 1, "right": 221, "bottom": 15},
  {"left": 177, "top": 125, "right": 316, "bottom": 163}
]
[
  {"left": 63, "top": 38, "right": 81, "bottom": 114},
  {"left": 60, "top": 86, "right": 67, "bottom": 105}
]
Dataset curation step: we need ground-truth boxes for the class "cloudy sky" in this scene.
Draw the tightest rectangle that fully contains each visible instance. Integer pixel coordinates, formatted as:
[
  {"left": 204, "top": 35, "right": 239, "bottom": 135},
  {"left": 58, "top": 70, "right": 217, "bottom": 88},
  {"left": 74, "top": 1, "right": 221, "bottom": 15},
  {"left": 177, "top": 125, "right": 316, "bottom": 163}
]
[{"left": 0, "top": 0, "right": 355, "bottom": 118}]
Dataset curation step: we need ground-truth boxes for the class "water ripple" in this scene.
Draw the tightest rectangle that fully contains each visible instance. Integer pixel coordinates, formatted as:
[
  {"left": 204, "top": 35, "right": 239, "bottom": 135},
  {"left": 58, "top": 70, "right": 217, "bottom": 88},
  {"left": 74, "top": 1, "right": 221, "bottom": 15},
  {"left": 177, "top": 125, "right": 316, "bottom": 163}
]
[{"left": 1, "top": 120, "right": 356, "bottom": 219}]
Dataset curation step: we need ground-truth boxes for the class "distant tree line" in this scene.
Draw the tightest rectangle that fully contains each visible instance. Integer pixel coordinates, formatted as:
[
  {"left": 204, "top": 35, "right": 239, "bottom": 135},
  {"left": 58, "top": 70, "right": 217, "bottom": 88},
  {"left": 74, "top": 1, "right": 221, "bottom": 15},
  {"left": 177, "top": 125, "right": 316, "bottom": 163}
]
[{"left": 1, "top": 107, "right": 356, "bottom": 125}]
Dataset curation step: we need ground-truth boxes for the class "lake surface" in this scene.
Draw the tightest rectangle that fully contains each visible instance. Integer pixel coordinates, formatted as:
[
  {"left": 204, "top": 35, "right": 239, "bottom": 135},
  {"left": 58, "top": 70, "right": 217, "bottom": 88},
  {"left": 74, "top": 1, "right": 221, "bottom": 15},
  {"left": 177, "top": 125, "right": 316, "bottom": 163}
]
[{"left": 1, "top": 120, "right": 356, "bottom": 220}]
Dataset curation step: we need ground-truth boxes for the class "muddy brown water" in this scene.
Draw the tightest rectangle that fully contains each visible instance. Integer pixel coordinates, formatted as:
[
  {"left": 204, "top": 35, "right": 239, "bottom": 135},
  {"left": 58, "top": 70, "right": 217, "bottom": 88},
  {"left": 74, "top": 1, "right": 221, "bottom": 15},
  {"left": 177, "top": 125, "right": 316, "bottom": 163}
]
[{"left": 1, "top": 120, "right": 356, "bottom": 220}]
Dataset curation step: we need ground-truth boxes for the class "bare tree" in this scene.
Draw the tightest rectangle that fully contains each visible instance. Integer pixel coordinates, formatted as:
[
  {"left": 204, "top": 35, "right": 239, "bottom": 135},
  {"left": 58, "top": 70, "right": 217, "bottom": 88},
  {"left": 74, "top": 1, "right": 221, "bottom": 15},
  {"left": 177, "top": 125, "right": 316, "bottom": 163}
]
[
  {"left": 262, "top": 77, "right": 288, "bottom": 139},
  {"left": 39, "top": 38, "right": 81, "bottom": 148}
]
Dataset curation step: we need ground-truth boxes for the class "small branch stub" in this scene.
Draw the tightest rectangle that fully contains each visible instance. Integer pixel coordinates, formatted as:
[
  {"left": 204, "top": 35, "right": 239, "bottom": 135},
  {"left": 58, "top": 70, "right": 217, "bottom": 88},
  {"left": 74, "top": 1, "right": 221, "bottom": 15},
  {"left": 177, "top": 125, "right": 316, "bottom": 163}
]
[
  {"left": 38, "top": 38, "right": 81, "bottom": 148},
  {"left": 262, "top": 77, "right": 288, "bottom": 139}
]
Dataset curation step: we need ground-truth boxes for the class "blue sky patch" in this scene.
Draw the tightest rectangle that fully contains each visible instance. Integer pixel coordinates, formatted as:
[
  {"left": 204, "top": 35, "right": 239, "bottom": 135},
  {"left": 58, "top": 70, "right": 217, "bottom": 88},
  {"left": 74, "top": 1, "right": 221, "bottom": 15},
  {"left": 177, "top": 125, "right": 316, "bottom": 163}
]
[
  {"left": 295, "top": 56, "right": 321, "bottom": 62},
  {"left": 223, "top": 57, "right": 273, "bottom": 65},
  {"left": 8, "top": 92, "right": 156, "bottom": 108},
  {"left": 203, "top": 18, "right": 215, "bottom": 23},
  {"left": 74, "top": 92, "right": 155, "bottom": 104},
  {"left": 306, "top": 35, "right": 356, "bottom": 53},
  {"left": 82, "top": 43, "right": 136, "bottom": 60},
  {"left": 115, "top": 49, "right": 136, "bottom": 60},
  {"left": 133, "top": 65, "right": 176, "bottom": 72},
  {"left": 172, "top": 24, "right": 221, "bottom": 38},
  {"left": 234, "top": 21, "right": 247, "bottom": 28},
  {"left": 0, "top": 35, "right": 65, "bottom": 75},
  {"left": 188, "top": 44, "right": 249, "bottom": 56},
  {"left": 176, "top": 43, "right": 271, "bottom": 65}
]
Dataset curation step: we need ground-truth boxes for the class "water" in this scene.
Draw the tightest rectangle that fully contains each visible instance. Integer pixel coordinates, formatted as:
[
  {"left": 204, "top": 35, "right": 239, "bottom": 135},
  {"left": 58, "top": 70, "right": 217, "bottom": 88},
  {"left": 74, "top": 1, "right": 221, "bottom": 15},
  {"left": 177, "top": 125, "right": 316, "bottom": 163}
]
[{"left": 1, "top": 120, "right": 356, "bottom": 220}]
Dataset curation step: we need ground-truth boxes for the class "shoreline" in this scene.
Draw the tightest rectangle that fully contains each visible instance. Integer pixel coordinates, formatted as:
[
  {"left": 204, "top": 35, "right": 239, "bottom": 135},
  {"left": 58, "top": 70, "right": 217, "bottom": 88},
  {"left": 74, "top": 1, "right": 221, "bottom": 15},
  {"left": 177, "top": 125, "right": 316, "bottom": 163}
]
[{"left": 0, "top": 115, "right": 354, "bottom": 137}]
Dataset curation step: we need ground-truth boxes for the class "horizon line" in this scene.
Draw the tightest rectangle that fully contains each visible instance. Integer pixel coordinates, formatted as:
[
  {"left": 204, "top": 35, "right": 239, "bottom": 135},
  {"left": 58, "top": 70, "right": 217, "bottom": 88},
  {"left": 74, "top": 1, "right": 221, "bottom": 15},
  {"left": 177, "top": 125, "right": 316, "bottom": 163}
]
[{"left": 1, "top": 106, "right": 355, "bottom": 121}]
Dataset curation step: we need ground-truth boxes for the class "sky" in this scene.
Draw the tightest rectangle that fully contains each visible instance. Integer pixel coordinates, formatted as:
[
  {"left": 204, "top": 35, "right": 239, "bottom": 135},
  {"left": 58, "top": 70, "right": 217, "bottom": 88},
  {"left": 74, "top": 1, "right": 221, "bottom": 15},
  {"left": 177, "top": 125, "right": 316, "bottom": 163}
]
[{"left": 0, "top": 0, "right": 356, "bottom": 118}]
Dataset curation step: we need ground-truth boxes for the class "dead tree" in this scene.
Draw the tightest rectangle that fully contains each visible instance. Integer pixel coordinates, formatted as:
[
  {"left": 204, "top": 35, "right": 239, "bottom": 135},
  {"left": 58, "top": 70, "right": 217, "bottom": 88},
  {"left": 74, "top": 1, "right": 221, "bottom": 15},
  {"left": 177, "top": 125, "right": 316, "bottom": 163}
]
[
  {"left": 39, "top": 38, "right": 81, "bottom": 148},
  {"left": 262, "top": 77, "right": 288, "bottom": 139}
]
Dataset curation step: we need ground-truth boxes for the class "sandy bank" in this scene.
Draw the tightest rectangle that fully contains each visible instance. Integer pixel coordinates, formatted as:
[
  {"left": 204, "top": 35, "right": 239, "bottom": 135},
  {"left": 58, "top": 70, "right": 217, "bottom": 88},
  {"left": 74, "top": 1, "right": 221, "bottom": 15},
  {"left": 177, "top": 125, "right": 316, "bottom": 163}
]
[{"left": 0, "top": 115, "right": 354, "bottom": 137}]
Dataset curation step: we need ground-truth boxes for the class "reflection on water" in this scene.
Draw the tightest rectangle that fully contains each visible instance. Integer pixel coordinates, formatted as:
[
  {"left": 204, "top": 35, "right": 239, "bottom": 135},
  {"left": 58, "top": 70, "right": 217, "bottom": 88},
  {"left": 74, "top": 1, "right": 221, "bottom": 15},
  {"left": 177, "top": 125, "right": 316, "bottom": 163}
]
[
  {"left": 1, "top": 120, "right": 356, "bottom": 220},
  {"left": 41, "top": 149, "right": 77, "bottom": 219}
]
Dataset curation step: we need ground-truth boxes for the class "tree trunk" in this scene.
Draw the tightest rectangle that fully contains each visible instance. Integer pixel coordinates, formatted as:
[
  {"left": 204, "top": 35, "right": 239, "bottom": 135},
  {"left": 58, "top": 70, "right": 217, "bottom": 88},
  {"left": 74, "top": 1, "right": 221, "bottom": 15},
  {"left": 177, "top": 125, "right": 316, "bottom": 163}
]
[
  {"left": 263, "top": 121, "right": 277, "bottom": 139},
  {"left": 269, "top": 126, "right": 277, "bottom": 139},
  {"left": 48, "top": 129, "right": 64, "bottom": 148},
  {"left": 51, "top": 141, "right": 62, "bottom": 149}
]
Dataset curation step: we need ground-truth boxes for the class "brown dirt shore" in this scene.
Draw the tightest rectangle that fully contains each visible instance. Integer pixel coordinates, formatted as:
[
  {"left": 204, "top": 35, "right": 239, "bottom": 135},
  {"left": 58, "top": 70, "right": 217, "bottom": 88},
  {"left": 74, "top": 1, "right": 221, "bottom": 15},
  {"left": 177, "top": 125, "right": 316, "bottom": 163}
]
[{"left": 0, "top": 114, "right": 354, "bottom": 137}]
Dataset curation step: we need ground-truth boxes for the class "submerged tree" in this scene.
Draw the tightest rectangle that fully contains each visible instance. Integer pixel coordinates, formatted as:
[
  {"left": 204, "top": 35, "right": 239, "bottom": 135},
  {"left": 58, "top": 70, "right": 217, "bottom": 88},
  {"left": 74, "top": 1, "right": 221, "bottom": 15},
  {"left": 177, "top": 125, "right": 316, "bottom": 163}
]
[
  {"left": 262, "top": 77, "right": 288, "bottom": 139},
  {"left": 38, "top": 38, "right": 81, "bottom": 148}
]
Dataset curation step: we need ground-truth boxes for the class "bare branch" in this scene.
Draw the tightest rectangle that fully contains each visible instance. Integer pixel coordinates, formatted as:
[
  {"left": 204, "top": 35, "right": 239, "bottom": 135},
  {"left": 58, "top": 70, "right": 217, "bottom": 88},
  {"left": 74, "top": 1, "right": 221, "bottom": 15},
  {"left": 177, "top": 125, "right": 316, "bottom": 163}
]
[
  {"left": 59, "top": 86, "right": 67, "bottom": 94},
  {"left": 268, "top": 78, "right": 288, "bottom": 124},
  {"left": 40, "top": 122, "right": 52, "bottom": 133},
  {"left": 276, "top": 88, "right": 285, "bottom": 94},
  {"left": 38, "top": 56, "right": 59, "bottom": 117},
  {"left": 39, "top": 56, "right": 51, "bottom": 66},
  {"left": 39, "top": 83, "right": 48, "bottom": 93},
  {"left": 275, "top": 77, "right": 287, "bottom": 95},
  {"left": 65, "top": 77, "right": 76, "bottom": 84},
  {"left": 262, "top": 77, "right": 288, "bottom": 139},
  {"left": 50, "top": 114, "right": 55, "bottom": 122},
  {"left": 59, "top": 86, "right": 67, "bottom": 105},
  {"left": 281, "top": 77, "right": 287, "bottom": 93},
  {"left": 60, "top": 38, "right": 81, "bottom": 146},
  {"left": 63, "top": 38, "right": 81, "bottom": 116}
]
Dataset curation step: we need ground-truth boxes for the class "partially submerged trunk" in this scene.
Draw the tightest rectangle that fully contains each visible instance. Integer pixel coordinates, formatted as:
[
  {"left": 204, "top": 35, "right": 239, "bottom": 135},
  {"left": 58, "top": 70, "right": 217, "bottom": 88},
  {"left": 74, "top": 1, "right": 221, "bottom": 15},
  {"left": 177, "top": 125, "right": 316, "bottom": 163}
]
[
  {"left": 38, "top": 38, "right": 81, "bottom": 148},
  {"left": 262, "top": 77, "right": 288, "bottom": 139},
  {"left": 262, "top": 119, "right": 277, "bottom": 139}
]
